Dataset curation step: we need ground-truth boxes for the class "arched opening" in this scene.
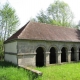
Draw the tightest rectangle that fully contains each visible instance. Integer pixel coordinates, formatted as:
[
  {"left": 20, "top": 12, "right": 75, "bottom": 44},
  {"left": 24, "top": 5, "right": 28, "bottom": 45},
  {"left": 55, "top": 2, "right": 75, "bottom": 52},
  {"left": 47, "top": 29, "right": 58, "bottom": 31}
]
[
  {"left": 61, "top": 47, "right": 66, "bottom": 62},
  {"left": 79, "top": 48, "right": 80, "bottom": 60},
  {"left": 50, "top": 47, "right": 56, "bottom": 64},
  {"left": 36, "top": 47, "right": 44, "bottom": 67},
  {"left": 71, "top": 47, "right": 75, "bottom": 61}
]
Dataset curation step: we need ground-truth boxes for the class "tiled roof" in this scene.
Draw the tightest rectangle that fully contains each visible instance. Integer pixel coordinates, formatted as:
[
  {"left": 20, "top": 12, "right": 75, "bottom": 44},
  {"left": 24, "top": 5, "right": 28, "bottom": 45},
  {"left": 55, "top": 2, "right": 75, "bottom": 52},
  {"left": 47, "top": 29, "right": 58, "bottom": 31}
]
[{"left": 5, "top": 21, "right": 80, "bottom": 43}]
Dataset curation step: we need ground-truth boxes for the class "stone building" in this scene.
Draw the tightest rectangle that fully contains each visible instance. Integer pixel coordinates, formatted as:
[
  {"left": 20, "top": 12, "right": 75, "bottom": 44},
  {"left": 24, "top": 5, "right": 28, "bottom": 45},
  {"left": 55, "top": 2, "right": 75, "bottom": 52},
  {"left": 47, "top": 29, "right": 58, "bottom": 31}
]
[{"left": 4, "top": 21, "right": 80, "bottom": 67}]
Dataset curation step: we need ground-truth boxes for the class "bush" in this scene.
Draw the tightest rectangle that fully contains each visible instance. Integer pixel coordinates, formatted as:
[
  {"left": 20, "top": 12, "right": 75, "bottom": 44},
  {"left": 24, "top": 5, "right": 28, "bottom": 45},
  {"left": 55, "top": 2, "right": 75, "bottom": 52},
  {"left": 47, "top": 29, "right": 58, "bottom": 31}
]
[{"left": 0, "top": 40, "right": 4, "bottom": 60}]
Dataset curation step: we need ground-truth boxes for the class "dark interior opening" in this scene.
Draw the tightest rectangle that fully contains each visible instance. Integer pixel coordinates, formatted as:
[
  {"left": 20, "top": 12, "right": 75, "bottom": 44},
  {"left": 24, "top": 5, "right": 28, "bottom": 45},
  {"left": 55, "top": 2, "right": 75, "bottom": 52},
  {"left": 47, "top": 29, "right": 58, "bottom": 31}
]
[
  {"left": 36, "top": 47, "right": 44, "bottom": 67},
  {"left": 71, "top": 47, "right": 75, "bottom": 61},
  {"left": 50, "top": 47, "right": 56, "bottom": 64},
  {"left": 61, "top": 47, "right": 66, "bottom": 62},
  {"left": 79, "top": 48, "right": 80, "bottom": 60}
]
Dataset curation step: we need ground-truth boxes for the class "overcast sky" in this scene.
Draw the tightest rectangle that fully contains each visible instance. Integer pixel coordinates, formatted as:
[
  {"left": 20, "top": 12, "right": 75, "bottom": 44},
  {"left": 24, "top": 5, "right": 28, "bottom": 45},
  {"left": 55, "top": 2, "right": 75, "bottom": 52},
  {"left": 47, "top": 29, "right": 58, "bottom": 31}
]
[{"left": 0, "top": 0, "right": 80, "bottom": 28}]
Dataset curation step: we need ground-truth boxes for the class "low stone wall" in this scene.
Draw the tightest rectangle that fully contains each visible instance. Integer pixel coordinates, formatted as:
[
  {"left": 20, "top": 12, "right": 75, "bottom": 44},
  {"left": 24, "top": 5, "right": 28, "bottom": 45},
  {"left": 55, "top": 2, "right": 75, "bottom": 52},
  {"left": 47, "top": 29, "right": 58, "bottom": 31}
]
[{"left": 19, "top": 65, "right": 42, "bottom": 79}]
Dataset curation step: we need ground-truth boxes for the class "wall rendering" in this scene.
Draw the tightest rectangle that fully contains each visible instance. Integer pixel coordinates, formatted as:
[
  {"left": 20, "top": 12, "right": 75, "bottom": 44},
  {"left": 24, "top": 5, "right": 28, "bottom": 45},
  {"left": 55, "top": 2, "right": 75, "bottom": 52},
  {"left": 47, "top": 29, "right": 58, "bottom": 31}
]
[
  {"left": 4, "top": 41, "right": 17, "bottom": 53},
  {"left": 4, "top": 41, "right": 18, "bottom": 65},
  {"left": 5, "top": 54, "right": 17, "bottom": 65}
]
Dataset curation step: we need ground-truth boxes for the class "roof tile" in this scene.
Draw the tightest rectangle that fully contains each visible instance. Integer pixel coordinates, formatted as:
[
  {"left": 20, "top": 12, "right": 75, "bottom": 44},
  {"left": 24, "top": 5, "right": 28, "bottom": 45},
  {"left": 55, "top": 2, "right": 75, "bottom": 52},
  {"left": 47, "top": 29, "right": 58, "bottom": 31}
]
[{"left": 5, "top": 21, "right": 80, "bottom": 42}]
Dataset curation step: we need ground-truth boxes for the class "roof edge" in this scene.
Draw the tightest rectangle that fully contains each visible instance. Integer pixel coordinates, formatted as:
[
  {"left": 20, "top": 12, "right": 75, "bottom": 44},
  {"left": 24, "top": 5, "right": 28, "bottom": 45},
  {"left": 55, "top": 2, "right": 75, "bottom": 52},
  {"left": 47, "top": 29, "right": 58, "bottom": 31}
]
[
  {"left": 4, "top": 21, "right": 30, "bottom": 43},
  {"left": 4, "top": 38, "right": 80, "bottom": 44}
]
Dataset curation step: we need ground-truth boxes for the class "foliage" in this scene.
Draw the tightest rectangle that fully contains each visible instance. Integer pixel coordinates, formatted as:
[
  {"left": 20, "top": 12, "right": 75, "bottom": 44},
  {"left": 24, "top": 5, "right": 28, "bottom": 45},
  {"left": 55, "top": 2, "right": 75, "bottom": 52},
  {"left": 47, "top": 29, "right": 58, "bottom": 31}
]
[
  {"left": 0, "top": 3, "right": 19, "bottom": 58},
  {"left": 76, "top": 20, "right": 80, "bottom": 29},
  {"left": 34, "top": 0, "right": 74, "bottom": 27},
  {"left": 0, "top": 3, "right": 19, "bottom": 41},
  {"left": 0, "top": 40, "right": 4, "bottom": 60}
]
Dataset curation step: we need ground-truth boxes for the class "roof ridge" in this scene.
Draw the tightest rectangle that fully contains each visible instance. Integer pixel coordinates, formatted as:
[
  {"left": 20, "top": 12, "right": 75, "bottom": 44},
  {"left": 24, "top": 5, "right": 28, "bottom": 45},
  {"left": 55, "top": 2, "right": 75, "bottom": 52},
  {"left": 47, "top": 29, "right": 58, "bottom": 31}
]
[{"left": 32, "top": 22, "right": 78, "bottom": 30}]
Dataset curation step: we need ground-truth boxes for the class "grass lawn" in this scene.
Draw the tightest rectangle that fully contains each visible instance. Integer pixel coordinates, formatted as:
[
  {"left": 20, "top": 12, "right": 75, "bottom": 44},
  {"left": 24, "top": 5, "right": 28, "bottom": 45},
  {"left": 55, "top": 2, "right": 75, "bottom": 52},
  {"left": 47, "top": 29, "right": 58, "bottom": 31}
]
[
  {"left": 1, "top": 61, "right": 80, "bottom": 80},
  {"left": 0, "top": 61, "right": 38, "bottom": 80},
  {"left": 35, "top": 62, "right": 80, "bottom": 80}
]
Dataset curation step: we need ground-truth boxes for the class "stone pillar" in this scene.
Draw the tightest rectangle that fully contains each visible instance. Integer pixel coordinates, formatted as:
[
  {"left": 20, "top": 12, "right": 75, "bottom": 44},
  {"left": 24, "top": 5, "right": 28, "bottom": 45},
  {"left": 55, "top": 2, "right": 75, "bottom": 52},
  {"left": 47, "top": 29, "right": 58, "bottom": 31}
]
[
  {"left": 75, "top": 49, "right": 79, "bottom": 62},
  {"left": 44, "top": 52, "right": 50, "bottom": 66},
  {"left": 56, "top": 50, "right": 61, "bottom": 64},
  {"left": 67, "top": 50, "right": 71, "bottom": 63}
]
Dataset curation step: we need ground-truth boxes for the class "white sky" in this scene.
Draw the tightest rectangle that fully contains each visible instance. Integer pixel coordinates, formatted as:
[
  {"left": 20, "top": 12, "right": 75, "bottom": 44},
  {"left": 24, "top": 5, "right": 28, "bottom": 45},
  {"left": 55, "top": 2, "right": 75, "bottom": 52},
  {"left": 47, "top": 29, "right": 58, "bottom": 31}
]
[{"left": 0, "top": 0, "right": 80, "bottom": 28}]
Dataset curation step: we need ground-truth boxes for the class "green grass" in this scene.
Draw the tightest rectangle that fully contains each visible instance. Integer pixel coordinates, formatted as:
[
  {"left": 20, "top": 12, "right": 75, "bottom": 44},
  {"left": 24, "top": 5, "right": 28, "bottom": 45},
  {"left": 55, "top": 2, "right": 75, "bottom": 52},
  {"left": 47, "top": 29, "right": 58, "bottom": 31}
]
[
  {"left": 35, "top": 62, "right": 80, "bottom": 80},
  {"left": 0, "top": 61, "right": 29, "bottom": 80},
  {"left": 0, "top": 61, "right": 38, "bottom": 80},
  {"left": 1, "top": 61, "right": 80, "bottom": 80}
]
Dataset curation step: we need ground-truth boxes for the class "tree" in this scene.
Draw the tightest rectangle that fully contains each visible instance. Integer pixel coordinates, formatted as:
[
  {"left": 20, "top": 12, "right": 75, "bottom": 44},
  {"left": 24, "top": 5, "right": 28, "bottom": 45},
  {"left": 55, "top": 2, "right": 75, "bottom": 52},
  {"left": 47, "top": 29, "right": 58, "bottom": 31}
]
[
  {"left": 34, "top": 0, "right": 74, "bottom": 27},
  {"left": 0, "top": 3, "right": 19, "bottom": 41},
  {"left": 0, "top": 3, "right": 20, "bottom": 60},
  {"left": 76, "top": 20, "right": 80, "bottom": 29},
  {"left": 0, "top": 40, "right": 4, "bottom": 60}
]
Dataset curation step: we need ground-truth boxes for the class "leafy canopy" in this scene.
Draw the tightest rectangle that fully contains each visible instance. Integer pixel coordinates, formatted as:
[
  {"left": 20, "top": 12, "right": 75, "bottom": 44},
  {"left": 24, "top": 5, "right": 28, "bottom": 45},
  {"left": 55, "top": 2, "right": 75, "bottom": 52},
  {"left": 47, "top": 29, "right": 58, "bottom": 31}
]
[
  {"left": 0, "top": 3, "right": 19, "bottom": 41},
  {"left": 0, "top": 3, "right": 20, "bottom": 58},
  {"left": 34, "top": 0, "right": 74, "bottom": 27}
]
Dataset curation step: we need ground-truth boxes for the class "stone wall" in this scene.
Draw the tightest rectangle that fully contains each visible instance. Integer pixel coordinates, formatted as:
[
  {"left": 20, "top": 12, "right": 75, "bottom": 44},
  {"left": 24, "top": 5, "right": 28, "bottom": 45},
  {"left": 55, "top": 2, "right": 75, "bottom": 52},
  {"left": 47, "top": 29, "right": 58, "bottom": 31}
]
[
  {"left": 5, "top": 54, "right": 17, "bottom": 65},
  {"left": 4, "top": 41, "right": 18, "bottom": 65},
  {"left": 17, "top": 40, "right": 80, "bottom": 66},
  {"left": 4, "top": 41, "right": 17, "bottom": 53}
]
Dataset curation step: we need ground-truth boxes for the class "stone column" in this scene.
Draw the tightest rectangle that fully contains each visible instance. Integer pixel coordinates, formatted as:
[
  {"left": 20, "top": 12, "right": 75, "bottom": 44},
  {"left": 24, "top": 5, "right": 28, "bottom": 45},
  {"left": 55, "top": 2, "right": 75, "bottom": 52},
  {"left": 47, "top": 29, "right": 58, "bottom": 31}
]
[
  {"left": 75, "top": 49, "right": 79, "bottom": 62},
  {"left": 44, "top": 52, "right": 50, "bottom": 66},
  {"left": 66, "top": 50, "right": 71, "bottom": 63},
  {"left": 56, "top": 50, "right": 61, "bottom": 64}
]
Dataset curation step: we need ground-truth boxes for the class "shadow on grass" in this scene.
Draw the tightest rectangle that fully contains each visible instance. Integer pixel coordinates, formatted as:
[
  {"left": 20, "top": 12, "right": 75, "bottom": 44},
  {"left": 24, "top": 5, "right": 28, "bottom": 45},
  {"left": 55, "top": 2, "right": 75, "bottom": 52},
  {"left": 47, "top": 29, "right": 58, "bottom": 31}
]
[
  {"left": 0, "top": 61, "right": 42, "bottom": 80},
  {"left": 0, "top": 60, "right": 16, "bottom": 67}
]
